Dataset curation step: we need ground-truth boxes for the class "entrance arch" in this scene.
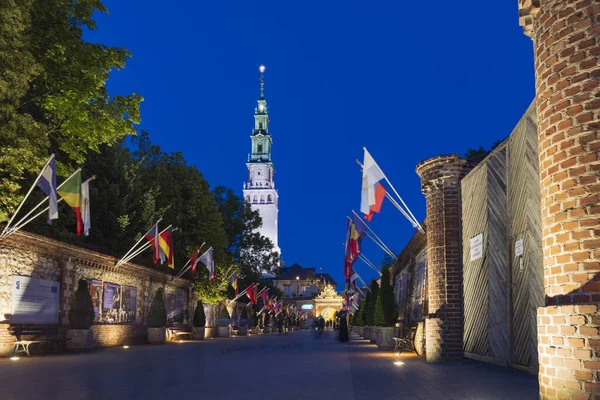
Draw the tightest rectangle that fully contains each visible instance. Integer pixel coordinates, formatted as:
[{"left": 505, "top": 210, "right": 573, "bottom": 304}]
[{"left": 319, "top": 307, "right": 336, "bottom": 322}]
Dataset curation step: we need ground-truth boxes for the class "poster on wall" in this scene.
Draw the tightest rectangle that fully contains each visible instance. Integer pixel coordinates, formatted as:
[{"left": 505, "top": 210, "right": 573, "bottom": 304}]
[
  {"left": 87, "top": 279, "right": 103, "bottom": 322},
  {"left": 11, "top": 276, "right": 60, "bottom": 324},
  {"left": 121, "top": 286, "right": 137, "bottom": 323},
  {"left": 470, "top": 233, "right": 484, "bottom": 262},
  {"left": 165, "top": 289, "right": 186, "bottom": 324},
  {"left": 102, "top": 282, "right": 121, "bottom": 323},
  {"left": 410, "top": 263, "right": 426, "bottom": 323}
]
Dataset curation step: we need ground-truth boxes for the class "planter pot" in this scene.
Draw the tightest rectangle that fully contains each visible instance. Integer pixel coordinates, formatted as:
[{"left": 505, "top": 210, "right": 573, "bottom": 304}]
[
  {"left": 205, "top": 327, "right": 217, "bottom": 339},
  {"left": 376, "top": 327, "right": 397, "bottom": 349},
  {"left": 147, "top": 327, "right": 166, "bottom": 344},
  {"left": 193, "top": 327, "right": 205, "bottom": 340},
  {"left": 217, "top": 326, "right": 230, "bottom": 338},
  {"left": 66, "top": 329, "right": 94, "bottom": 350},
  {"left": 362, "top": 326, "right": 370, "bottom": 339},
  {"left": 370, "top": 327, "right": 379, "bottom": 344}
]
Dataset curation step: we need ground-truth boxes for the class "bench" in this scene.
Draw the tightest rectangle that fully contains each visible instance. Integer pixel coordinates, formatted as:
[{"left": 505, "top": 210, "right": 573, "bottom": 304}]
[
  {"left": 392, "top": 326, "right": 417, "bottom": 354},
  {"left": 167, "top": 323, "right": 193, "bottom": 341},
  {"left": 9, "top": 326, "right": 68, "bottom": 356}
]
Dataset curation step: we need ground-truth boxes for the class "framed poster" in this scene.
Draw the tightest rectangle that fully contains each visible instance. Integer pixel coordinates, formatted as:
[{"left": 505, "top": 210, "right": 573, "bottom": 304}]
[
  {"left": 11, "top": 276, "right": 60, "bottom": 324},
  {"left": 102, "top": 282, "right": 121, "bottom": 323},
  {"left": 121, "top": 286, "right": 137, "bottom": 323},
  {"left": 470, "top": 233, "right": 484, "bottom": 262},
  {"left": 87, "top": 279, "right": 103, "bottom": 322}
]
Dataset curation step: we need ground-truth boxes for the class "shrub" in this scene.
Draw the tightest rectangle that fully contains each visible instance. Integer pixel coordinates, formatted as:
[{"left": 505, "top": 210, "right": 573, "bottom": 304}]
[
  {"left": 70, "top": 279, "right": 95, "bottom": 329},
  {"left": 366, "top": 280, "right": 379, "bottom": 326},
  {"left": 193, "top": 300, "right": 206, "bottom": 328},
  {"left": 147, "top": 288, "right": 167, "bottom": 328},
  {"left": 374, "top": 266, "right": 397, "bottom": 326},
  {"left": 240, "top": 306, "right": 248, "bottom": 320}
]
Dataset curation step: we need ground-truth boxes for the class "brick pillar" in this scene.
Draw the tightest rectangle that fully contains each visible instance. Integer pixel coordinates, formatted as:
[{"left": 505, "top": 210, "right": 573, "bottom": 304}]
[
  {"left": 519, "top": 1, "right": 600, "bottom": 399},
  {"left": 416, "top": 155, "right": 473, "bottom": 363}
]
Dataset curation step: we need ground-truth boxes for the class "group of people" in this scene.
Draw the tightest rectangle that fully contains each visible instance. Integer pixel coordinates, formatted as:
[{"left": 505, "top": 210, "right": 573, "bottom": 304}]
[{"left": 310, "top": 305, "right": 349, "bottom": 343}]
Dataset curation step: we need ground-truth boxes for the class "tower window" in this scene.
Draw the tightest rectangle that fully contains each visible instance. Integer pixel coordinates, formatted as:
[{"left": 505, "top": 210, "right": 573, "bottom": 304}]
[
  {"left": 258, "top": 144, "right": 263, "bottom": 153},
  {"left": 253, "top": 195, "right": 257, "bottom": 202},
  {"left": 268, "top": 195, "right": 272, "bottom": 202},
  {"left": 257, "top": 171, "right": 261, "bottom": 176},
  {"left": 259, "top": 122, "right": 263, "bottom": 130},
  {"left": 246, "top": 196, "right": 250, "bottom": 202}
]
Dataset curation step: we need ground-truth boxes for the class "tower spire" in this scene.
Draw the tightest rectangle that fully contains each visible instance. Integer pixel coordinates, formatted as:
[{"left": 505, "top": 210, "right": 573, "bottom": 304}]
[{"left": 259, "top": 65, "right": 265, "bottom": 99}]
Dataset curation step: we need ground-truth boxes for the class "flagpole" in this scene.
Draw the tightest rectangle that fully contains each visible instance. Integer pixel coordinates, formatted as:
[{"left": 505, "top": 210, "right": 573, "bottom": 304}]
[
  {"left": 361, "top": 147, "right": 424, "bottom": 233},
  {"left": 351, "top": 210, "right": 397, "bottom": 259},
  {"left": 356, "top": 159, "right": 421, "bottom": 231},
  {"left": 1, "top": 154, "right": 55, "bottom": 237},
  {"left": 358, "top": 254, "right": 382, "bottom": 276},
  {"left": 117, "top": 225, "right": 177, "bottom": 267},
  {"left": 115, "top": 219, "right": 164, "bottom": 267},
  {"left": 228, "top": 284, "right": 254, "bottom": 305}
]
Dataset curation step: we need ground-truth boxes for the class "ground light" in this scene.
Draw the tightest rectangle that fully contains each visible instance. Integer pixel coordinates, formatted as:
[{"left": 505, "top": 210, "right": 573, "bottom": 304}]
[
  {"left": 393, "top": 361, "right": 404, "bottom": 366},
  {"left": 395, "top": 352, "right": 401, "bottom": 356},
  {"left": 10, "top": 356, "right": 20, "bottom": 361},
  {"left": 123, "top": 345, "right": 129, "bottom": 349}
]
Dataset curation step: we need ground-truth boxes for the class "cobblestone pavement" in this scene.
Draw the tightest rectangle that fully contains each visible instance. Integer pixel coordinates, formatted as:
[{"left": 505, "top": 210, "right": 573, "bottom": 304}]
[{"left": 0, "top": 331, "right": 538, "bottom": 400}]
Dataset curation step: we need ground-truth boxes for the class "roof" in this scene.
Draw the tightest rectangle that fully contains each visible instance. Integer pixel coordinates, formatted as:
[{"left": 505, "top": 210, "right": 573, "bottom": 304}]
[{"left": 274, "top": 263, "right": 336, "bottom": 286}]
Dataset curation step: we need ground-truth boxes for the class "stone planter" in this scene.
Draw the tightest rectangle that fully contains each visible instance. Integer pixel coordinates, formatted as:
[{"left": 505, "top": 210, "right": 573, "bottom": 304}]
[
  {"left": 205, "top": 327, "right": 217, "bottom": 339},
  {"left": 217, "top": 326, "right": 230, "bottom": 338},
  {"left": 370, "top": 327, "right": 379, "bottom": 344},
  {"left": 376, "top": 327, "right": 397, "bottom": 349},
  {"left": 147, "top": 327, "right": 166, "bottom": 344},
  {"left": 193, "top": 327, "right": 205, "bottom": 340},
  {"left": 363, "top": 326, "right": 370, "bottom": 339},
  {"left": 66, "top": 329, "right": 93, "bottom": 350}
]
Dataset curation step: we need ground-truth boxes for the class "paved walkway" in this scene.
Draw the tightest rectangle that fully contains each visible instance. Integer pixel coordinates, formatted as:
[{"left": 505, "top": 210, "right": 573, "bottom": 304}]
[{"left": 0, "top": 331, "right": 538, "bottom": 400}]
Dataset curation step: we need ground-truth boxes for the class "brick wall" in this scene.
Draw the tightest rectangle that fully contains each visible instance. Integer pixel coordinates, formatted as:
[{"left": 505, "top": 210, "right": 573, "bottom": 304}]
[
  {"left": 519, "top": 0, "right": 600, "bottom": 398},
  {"left": 0, "top": 231, "right": 193, "bottom": 354},
  {"left": 416, "top": 155, "right": 474, "bottom": 363}
]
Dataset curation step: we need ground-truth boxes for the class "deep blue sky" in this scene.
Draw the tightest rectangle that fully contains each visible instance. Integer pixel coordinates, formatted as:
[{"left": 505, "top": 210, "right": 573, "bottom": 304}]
[{"left": 87, "top": 1, "right": 535, "bottom": 290}]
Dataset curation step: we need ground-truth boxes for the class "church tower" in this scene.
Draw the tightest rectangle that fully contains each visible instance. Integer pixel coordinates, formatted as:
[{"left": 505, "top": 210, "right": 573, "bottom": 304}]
[{"left": 243, "top": 66, "right": 280, "bottom": 257}]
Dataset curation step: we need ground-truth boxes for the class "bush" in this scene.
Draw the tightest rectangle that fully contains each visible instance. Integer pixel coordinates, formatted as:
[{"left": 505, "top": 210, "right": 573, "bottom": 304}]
[
  {"left": 147, "top": 288, "right": 167, "bottom": 328},
  {"left": 240, "top": 306, "right": 248, "bottom": 320},
  {"left": 193, "top": 300, "right": 206, "bottom": 328},
  {"left": 70, "top": 279, "right": 95, "bottom": 329},
  {"left": 374, "top": 266, "right": 397, "bottom": 326},
  {"left": 366, "top": 280, "right": 379, "bottom": 326}
]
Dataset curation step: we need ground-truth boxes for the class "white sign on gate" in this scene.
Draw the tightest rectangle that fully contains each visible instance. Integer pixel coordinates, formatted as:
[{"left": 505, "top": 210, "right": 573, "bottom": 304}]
[
  {"left": 515, "top": 238, "right": 524, "bottom": 257},
  {"left": 470, "top": 233, "right": 483, "bottom": 262},
  {"left": 11, "top": 276, "right": 60, "bottom": 324}
]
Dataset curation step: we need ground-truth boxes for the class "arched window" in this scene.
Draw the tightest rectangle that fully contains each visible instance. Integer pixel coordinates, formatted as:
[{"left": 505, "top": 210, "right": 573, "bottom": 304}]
[
  {"left": 257, "top": 171, "right": 261, "bottom": 176},
  {"left": 268, "top": 195, "right": 272, "bottom": 202},
  {"left": 253, "top": 195, "right": 257, "bottom": 202},
  {"left": 260, "top": 196, "right": 265, "bottom": 203},
  {"left": 258, "top": 144, "right": 263, "bottom": 153},
  {"left": 245, "top": 196, "right": 250, "bottom": 203},
  {"left": 259, "top": 122, "right": 263, "bottom": 130}
]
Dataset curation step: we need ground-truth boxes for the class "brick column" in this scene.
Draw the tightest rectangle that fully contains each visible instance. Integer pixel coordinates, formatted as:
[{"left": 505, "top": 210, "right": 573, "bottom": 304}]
[
  {"left": 416, "top": 155, "right": 473, "bottom": 363},
  {"left": 519, "top": 1, "right": 600, "bottom": 399}
]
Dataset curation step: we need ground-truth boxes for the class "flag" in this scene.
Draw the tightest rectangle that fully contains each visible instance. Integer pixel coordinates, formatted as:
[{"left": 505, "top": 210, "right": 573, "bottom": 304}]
[
  {"left": 344, "top": 219, "right": 354, "bottom": 280},
  {"left": 57, "top": 170, "right": 82, "bottom": 236},
  {"left": 81, "top": 179, "right": 91, "bottom": 236},
  {"left": 360, "top": 148, "right": 385, "bottom": 215},
  {"left": 158, "top": 227, "right": 174, "bottom": 268},
  {"left": 144, "top": 223, "right": 160, "bottom": 264},
  {"left": 260, "top": 288, "right": 269, "bottom": 304},
  {"left": 364, "top": 182, "right": 386, "bottom": 221},
  {"left": 199, "top": 248, "right": 215, "bottom": 280},
  {"left": 350, "top": 270, "right": 359, "bottom": 291},
  {"left": 37, "top": 157, "right": 58, "bottom": 222},
  {"left": 229, "top": 273, "right": 239, "bottom": 296},
  {"left": 246, "top": 283, "right": 257, "bottom": 304},
  {"left": 350, "top": 213, "right": 367, "bottom": 258}
]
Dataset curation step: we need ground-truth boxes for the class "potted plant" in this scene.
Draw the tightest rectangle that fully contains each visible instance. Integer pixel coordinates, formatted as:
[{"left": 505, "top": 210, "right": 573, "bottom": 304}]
[
  {"left": 147, "top": 287, "right": 167, "bottom": 344},
  {"left": 192, "top": 300, "right": 206, "bottom": 340},
  {"left": 263, "top": 312, "right": 271, "bottom": 333},
  {"left": 217, "top": 305, "right": 230, "bottom": 337},
  {"left": 367, "top": 280, "right": 379, "bottom": 343},
  {"left": 374, "top": 267, "right": 398, "bottom": 349},
  {"left": 238, "top": 306, "right": 249, "bottom": 336},
  {"left": 66, "top": 279, "right": 95, "bottom": 350}
]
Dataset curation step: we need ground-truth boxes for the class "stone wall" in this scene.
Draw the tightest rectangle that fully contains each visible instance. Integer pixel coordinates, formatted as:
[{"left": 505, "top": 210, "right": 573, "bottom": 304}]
[{"left": 0, "top": 231, "right": 194, "bottom": 356}]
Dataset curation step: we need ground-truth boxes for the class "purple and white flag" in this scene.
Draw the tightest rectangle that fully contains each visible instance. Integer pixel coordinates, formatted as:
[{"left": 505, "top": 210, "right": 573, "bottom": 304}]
[
  {"left": 37, "top": 158, "right": 58, "bottom": 222},
  {"left": 199, "top": 248, "right": 215, "bottom": 280}
]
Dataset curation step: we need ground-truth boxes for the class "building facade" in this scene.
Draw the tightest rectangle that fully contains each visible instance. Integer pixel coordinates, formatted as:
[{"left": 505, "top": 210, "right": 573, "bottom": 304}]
[{"left": 243, "top": 66, "right": 280, "bottom": 257}]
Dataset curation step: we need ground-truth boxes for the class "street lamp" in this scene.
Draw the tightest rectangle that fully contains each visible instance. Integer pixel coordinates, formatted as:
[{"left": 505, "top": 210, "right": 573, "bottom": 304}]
[{"left": 296, "top": 276, "right": 300, "bottom": 297}]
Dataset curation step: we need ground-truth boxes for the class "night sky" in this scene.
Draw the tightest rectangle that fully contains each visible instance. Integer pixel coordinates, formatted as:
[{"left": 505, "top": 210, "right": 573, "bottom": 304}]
[{"left": 86, "top": 1, "right": 536, "bottom": 290}]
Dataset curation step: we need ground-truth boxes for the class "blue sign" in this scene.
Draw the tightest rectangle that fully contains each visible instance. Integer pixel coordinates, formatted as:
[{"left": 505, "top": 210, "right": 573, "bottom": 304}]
[{"left": 301, "top": 304, "right": 314, "bottom": 310}]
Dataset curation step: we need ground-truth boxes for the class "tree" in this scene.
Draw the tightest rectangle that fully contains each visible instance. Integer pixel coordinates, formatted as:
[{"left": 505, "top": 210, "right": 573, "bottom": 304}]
[
  {"left": 366, "top": 280, "right": 380, "bottom": 326},
  {"left": 374, "top": 266, "right": 397, "bottom": 326},
  {"left": 360, "top": 292, "right": 370, "bottom": 326},
  {"left": 147, "top": 288, "right": 167, "bottom": 328},
  {"left": 0, "top": 0, "right": 141, "bottom": 223},
  {"left": 70, "top": 279, "right": 95, "bottom": 329},
  {"left": 464, "top": 139, "right": 505, "bottom": 163},
  {"left": 193, "top": 300, "right": 206, "bottom": 328}
]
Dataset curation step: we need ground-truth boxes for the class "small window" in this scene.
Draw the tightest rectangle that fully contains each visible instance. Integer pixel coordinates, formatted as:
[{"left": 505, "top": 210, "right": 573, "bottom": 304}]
[
  {"left": 268, "top": 195, "right": 272, "bottom": 202},
  {"left": 245, "top": 196, "right": 250, "bottom": 202},
  {"left": 257, "top": 144, "right": 263, "bottom": 153},
  {"left": 253, "top": 195, "right": 257, "bottom": 202},
  {"left": 259, "top": 122, "right": 263, "bottom": 130},
  {"left": 257, "top": 171, "right": 261, "bottom": 176}
]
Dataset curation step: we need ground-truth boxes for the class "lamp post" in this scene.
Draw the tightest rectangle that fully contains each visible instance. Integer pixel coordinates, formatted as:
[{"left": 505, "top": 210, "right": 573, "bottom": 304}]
[{"left": 296, "top": 276, "right": 300, "bottom": 297}]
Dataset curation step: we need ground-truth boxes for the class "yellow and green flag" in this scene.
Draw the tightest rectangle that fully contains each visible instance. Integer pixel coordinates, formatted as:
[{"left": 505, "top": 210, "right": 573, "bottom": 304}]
[{"left": 57, "top": 170, "right": 82, "bottom": 236}]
